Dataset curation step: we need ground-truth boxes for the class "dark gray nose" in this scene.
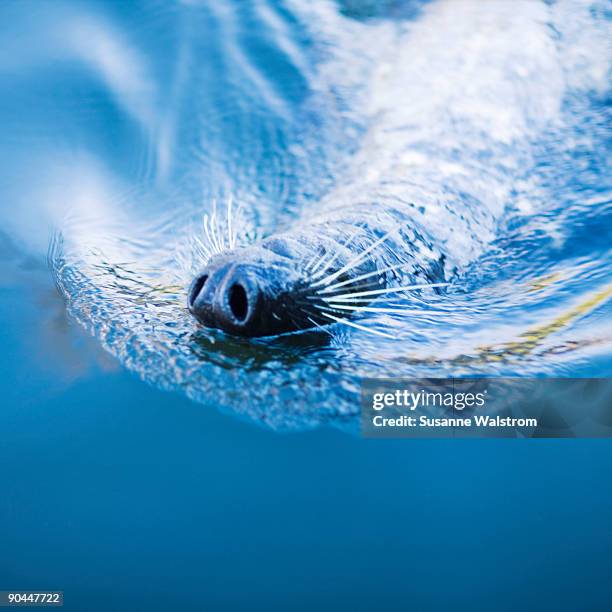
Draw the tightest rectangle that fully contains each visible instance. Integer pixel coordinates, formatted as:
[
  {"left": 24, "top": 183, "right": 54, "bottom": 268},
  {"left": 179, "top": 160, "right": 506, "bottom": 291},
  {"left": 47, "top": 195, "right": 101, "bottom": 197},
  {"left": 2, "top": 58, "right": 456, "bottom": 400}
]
[
  {"left": 188, "top": 264, "right": 260, "bottom": 334},
  {"left": 187, "top": 272, "right": 209, "bottom": 311}
]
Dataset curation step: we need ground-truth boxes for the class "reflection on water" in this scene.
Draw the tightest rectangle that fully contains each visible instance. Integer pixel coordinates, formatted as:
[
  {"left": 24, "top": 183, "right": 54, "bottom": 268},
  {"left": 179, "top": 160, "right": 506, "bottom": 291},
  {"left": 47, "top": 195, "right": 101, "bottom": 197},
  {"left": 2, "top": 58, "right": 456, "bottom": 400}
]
[{"left": 1, "top": 0, "right": 610, "bottom": 429}]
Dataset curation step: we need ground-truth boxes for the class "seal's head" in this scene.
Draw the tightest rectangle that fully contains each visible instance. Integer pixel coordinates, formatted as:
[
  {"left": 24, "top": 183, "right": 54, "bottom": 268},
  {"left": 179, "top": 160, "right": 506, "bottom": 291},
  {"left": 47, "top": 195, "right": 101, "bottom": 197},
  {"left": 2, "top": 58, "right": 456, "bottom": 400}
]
[
  {"left": 187, "top": 233, "right": 376, "bottom": 337},
  {"left": 188, "top": 246, "right": 308, "bottom": 336}
]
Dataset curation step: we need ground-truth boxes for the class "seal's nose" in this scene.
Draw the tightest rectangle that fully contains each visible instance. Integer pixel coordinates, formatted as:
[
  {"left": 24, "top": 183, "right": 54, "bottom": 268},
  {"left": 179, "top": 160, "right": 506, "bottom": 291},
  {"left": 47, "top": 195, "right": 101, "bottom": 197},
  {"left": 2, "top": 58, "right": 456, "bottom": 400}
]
[
  {"left": 226, "top": 281, "right": 249, "bottom": 322},
  {"left": 188, "top": 272, "right": 209, "bottom": 310},
  {"left": 188, "top": 265, "right": 261, "bottom": 335}
]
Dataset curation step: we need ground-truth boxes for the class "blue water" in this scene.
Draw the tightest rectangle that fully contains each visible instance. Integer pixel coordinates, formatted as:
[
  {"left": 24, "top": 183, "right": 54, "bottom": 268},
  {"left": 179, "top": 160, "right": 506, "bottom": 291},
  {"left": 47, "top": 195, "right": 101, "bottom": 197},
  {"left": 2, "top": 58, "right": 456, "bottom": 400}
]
[
  {"left": 1, "top": 0, "right": 611, "bottom": 609},
  {"left": 2, "top": 285, "right": 612, "bottom": 610}
]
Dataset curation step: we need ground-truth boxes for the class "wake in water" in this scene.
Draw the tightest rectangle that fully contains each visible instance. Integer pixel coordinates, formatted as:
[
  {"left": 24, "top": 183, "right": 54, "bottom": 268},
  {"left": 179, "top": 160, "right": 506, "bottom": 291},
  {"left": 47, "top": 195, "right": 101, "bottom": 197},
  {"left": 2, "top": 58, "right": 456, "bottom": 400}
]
[{"left": 7, "top": 0, "right": 607, "bottom": 428}]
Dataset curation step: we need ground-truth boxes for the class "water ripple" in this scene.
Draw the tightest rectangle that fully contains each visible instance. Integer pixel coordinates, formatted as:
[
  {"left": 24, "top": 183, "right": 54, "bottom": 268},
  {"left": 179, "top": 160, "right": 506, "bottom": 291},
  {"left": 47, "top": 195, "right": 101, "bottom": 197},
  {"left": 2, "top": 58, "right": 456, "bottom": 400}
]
[{"left": 1, "top": 0, "right": 609, "bottom": 430}]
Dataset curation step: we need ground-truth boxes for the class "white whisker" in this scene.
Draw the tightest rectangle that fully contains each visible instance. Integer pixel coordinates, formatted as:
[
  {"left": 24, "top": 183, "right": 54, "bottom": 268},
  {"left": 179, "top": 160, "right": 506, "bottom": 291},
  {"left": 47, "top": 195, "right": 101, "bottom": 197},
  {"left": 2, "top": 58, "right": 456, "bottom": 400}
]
[
  {"left": 209, "top": 202, "right": 218, "bottom": 252},
  {"left": 301, "top": 225, "right": 324, "bottom": 270},
  {"left": 320, "top": 303, "right": 445, "bottom": 316},
  {"left": 211, "top": 199, "right": 224, "bottom": 253},
  {"left": 312, "top": 282, "right": 449, "bottom": 301},
  {"left": 306, "top": 316, "right": 334, "bottom": 336},
  {"left": 193, "top": 236, "right": 213, "bottom": 260},
  {"left": 310, "top": 225, "right": 364, "bottom": 280},
  {"left": 317, "top": 295, "right": 406, "bottom": 304},
  {"left": 305, "top": 224, "right": 348, "bottom": 274},
  {"left": 305, "top": 246, "right": 327, "bottom": 274},
  {"left": 311, "top": 226, "right": 400, "bottom": 289},
  {"left": 227, "top": 195, "right": 233, "bottom": 250},
  {"left": 319, "top": 311, "right": 396, "bottom": 339},
  {"left": 208, "top": 210, "right": 220, "bottom": 254},
  {"left": 318, "top": 261, "right": 416, "bottom": 294},
  {"left": 203, "top": 215, "right": 217, "bottom": 255}
]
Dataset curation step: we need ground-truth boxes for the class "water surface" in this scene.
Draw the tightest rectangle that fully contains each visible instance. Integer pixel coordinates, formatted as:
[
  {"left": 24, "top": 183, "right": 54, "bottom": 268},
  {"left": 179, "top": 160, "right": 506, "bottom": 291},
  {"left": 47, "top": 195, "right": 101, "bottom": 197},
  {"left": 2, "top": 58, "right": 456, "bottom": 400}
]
[
  {"left": 14, "top": 0, "right": 606, "bottom": 429},
  {"left": 0, "top": 1, "right": 611, "bottom": 609}
]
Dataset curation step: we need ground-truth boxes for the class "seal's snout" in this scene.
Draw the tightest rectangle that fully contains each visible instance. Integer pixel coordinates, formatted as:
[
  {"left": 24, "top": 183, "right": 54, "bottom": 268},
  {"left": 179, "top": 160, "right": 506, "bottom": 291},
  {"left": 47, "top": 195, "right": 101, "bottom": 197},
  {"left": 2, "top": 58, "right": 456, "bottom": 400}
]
[
  {"left": 188, "top": 272, "right": 209, "bottom": 310},
  {"left": 217, "top": 269, "right": 260, "bottom": 331},
  {"left": 227, "top": 281, "right": 249, "bottom": 322},
  {"left": 188, "top": 263, "right": 262, "bottom": 335},
  {"left": 188, "top": 239, "right": 335, "bottom": 337}
]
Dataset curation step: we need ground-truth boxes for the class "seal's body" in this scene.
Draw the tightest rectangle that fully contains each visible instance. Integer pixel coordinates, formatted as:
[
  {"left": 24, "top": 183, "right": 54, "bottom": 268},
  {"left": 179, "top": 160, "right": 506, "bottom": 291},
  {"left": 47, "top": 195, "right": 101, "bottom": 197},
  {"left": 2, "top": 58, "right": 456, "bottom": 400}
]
[{"left": 188, "top": 0, "right": 606, "bottom": 336}]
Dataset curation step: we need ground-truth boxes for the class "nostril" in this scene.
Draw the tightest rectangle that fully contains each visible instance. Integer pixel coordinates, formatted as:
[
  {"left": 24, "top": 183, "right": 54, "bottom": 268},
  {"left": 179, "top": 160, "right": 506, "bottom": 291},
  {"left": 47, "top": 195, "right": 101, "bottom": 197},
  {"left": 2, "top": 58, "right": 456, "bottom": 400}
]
[
  {"left": 188, "top": 274, "right": 208, "bottom": 308},
  {"left": 228, "top": 283, "right": 248, "bottom": 321}
]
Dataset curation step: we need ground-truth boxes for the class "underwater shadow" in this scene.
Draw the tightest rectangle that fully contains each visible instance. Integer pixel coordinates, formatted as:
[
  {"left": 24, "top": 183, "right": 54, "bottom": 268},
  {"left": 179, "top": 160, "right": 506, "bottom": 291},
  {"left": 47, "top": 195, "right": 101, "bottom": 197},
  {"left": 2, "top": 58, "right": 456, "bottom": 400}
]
[{"left": 189, "top": 327, "right": 334, "bottom": 372}]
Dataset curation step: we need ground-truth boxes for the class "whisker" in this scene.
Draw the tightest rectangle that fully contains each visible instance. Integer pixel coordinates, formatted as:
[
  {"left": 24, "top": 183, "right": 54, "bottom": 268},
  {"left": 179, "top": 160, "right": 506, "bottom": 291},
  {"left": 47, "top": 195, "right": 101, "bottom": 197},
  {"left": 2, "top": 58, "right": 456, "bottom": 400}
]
[
  {"left": 320, "top": 303, "right": 446, "bottom": 316},
  {"left": 302, "top": 223, "right": 332, "bottom": 272},
  {"left": 312, "top": 280, "right": 380, "bottom": 298},
  {"left": 202, "top": 215, "right": 217, "bottom": 255},
  {"left": 304, "top": 245, "right": 328, "bottom": 275},
  {"left": 227, "top": 195, "right": 233, "bottom": 250},
  {"left": 315, "top": 295, "right": 405, "bottom": 304},
  {"left": 310, "top": 225, "right": 364, "bottom": 280},
  {"left": 305, "top": 224, "right": 354, "bottom": 275},
  {"left": 318, "top": 261, "right": 416, "bottom": 294},
  {"left": 311, "top": 226, "right": 401, "bottom": 289},
  {"left": 312, "top": 282, "right": 449, "bottom": 301},
  {"left": 209, "top": 203, "right": 218, "bottom": 252},
  {"left": 211, "top": 199, "right": 224, "bottom": 253},
  {"left": 193, "top": 235, "right": 213, "bottom": 260},
  {"left": 215, "top": 200, "right": 225, "bottom": 253},
  {"left": 306, "top": 316, "right": 334, "bottom": 336},
  {"left": 319, "top": 311, "right": 396, "bottom": 339}
]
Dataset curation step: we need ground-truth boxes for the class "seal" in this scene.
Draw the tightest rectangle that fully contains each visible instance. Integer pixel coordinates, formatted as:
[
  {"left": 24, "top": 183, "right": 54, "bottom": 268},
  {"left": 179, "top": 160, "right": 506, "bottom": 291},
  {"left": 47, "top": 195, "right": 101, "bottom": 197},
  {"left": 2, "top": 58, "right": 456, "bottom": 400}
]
[
  {"left": 187, "top": 0, "right": 605, "bottom": 337},
  {"left": 188, "top": 201, "right": 449, "bottom": 336}
]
